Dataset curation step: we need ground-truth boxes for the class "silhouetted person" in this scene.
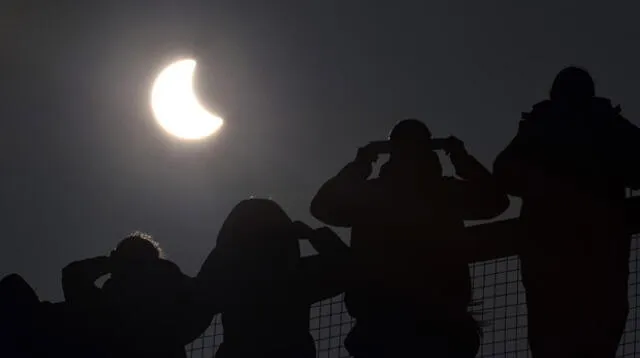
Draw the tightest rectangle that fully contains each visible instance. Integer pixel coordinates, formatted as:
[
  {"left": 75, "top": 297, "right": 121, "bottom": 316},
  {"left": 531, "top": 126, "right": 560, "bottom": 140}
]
[
  {"left": 61, "top": 232, "right": 212, "bottom": 358},
  {"left": 0, "top": 275, "right": 87, "bottom": 358},
  {"left": 197, "top": 198, "right": 350, "bottom": 358},
  {"left": 311, "top": 119, "right": 509, "bottom": 357},
  {"left": 493, "top": 67, "right": 640, "bottom": 358},
  {"left": 0, "top": 274, "right": 46, "bottom": 357}
]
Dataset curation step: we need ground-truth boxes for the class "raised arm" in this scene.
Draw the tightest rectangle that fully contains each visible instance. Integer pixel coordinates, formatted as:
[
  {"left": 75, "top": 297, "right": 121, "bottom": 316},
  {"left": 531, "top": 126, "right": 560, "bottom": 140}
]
[
  {"left": 305, "top": 226, "right": 351, "bottom": 258},
  {"left": 445, "top": 137, "right": 509, "bottom": 220},
  {"left": 310, "top": 144, "right": 379, "bottom": 227},
  {"left": 292, "top": 223, "right": 352, "bottom": 304},
  {"left": 61, "top": 256, "right": 111, "bottom": 304}
]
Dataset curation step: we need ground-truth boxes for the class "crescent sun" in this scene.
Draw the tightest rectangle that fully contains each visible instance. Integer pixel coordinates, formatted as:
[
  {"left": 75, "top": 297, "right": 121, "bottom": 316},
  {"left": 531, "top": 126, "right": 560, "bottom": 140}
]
[{"left": 150, "top": 59, "right": 223, "bottom": 140}]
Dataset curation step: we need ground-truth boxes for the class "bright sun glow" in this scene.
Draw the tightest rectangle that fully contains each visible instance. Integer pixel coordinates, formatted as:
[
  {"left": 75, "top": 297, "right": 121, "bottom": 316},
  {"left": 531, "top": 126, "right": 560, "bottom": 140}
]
[{"left": 150, "top": 59, "right": 223, "bottom": 140}]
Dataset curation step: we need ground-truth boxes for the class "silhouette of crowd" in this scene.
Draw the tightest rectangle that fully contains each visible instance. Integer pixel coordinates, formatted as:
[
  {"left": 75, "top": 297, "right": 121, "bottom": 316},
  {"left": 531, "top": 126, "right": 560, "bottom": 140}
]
[{"left": 2, "top": 67, "right": 639, "bottom": 358}]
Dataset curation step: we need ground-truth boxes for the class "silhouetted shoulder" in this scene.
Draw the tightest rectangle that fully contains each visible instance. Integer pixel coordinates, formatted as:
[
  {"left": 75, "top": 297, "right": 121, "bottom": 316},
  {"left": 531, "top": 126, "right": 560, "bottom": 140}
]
[
  {"left": 130, "top": 258, "right": 185, "bottom": 280},
  {"left": 522, "top": 100, "right": 554, "bottom": 121},
  {"left": 143, "top": 259, "right": 191, "bottom": 293},
  {"left": 310, "top": 163, "right": 381, "bottom": 227},
  {"left": 609, "top": 107, "right": 637, "bottom": 131},
  {"left": 156, "top": 259, "right": 185, "bottom": 276},
  {"left": 590, "top": 96, "right": 619, "bottom": 112}
]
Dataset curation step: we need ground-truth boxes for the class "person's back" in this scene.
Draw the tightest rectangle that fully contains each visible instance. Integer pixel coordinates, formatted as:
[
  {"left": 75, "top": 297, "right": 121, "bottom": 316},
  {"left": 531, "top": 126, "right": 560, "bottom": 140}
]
[
  {"left": 346, "top": 172, "right": 473, "bottom": 322},
  {"left": 311, "top": 119, "right": 508, "bottom": 357},
  {"left": 199, "top": 199, "right": 349, "bottom": 358},
  {"left": 103, "top": 259, "right": 194, "bottom": 358},
  {"left": 218, "top": 287, "right": 315, "bottom": 358},
  {"left": 493, "top": 67, "right": 640, "bottom": 358}
]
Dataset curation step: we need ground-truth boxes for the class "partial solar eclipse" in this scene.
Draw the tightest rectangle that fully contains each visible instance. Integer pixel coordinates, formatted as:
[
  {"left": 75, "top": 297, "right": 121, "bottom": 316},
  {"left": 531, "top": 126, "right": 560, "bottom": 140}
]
[{"left": 150, "top": 59, "right": 223, "bottom": 140}]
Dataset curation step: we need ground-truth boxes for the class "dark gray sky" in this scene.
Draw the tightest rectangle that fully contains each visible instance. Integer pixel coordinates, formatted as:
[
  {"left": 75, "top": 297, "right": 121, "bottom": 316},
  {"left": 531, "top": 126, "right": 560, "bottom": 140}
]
[{"left": 1, "top": 0, "right": 639, "bottom": 301}]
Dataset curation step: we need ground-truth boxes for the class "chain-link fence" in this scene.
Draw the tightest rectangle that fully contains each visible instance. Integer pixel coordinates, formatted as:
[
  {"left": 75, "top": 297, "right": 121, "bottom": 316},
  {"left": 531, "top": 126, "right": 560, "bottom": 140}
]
[{"left": 185, "top": 237, "right": 640, "bottom": 358}]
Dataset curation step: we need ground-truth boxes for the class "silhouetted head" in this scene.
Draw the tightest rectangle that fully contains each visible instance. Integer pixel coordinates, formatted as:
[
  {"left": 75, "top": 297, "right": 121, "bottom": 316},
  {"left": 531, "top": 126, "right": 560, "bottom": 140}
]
[
  {"left": 109, "top": 232, "right": 162, "bottom": 278},
  {"left": 389, "top": 118, "right": 433, "bottom": 143},
  {"left": 549, "top": 66, "right": 595, "bottom": 104},
  {"left": 113, "top": 232, "right": 162, "bottom": 261},
  {"left": 384, "top": 119, "right": 442, "bottom": 178},
  {"left": 216, "top": 198, "right": 300, "bottom": 271}
]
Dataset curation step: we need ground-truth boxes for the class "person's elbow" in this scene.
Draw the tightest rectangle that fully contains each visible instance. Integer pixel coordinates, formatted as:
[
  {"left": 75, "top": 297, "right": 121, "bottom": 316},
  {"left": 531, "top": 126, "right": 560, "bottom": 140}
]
[
  {"left": 482, "top": 180, "right": 511, "bottom": 218},
  {"left": 468, "top": 189, "right": 510, "bottom": 220},
  {"left": 310, "top": 195, "right": 339, "bottom": 226},
  {"left": 61, "top": 261, "right": 81, "bottom": 284},
  {"left": 310, "top": 194, "right": 351, "bottom": 228},
  {"left": 492, "top": 162, "right": 524, "bottom": 198},
  {"left": 61, "top": 266, "right": 80, "bottom": 301},
  {"left": 491, "top": 191, "right": 511, "bottom": 218}
]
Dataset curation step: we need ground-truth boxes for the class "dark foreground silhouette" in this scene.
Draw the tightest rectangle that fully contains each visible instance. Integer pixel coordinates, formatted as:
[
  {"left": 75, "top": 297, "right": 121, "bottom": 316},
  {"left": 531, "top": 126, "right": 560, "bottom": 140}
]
[
  {"left": 4, "top": 67, "right": 640, "bottom": 358},
  {"left": 0, "top": 274, "right": 48, "bottom": 357},
  {"left": 196, "top": 198, "right": 350, "bottom": 358},
  {"left": 493, "top": 66, "right": 640, "bottom": 358},
  {"left": 311, "top": 119, "right": 509, "bottom": 357},
  {"left": 1, "top": 233, "right": 211, "bottom": 358}
]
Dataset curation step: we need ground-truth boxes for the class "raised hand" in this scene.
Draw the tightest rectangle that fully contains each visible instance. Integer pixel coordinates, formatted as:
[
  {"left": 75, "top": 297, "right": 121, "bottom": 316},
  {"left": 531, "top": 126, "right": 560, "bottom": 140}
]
[
  {"left": 356, "top": 141, "right": 391, "bottom": 164},
  {"left": 441, "top": 136, "right": 467, "bottom": 157}
]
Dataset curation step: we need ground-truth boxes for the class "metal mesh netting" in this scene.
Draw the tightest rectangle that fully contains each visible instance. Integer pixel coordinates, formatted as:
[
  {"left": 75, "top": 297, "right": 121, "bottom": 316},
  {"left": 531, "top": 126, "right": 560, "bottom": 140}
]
[{"left": 186, "top": 237, "right": 640, "bottom": 358}]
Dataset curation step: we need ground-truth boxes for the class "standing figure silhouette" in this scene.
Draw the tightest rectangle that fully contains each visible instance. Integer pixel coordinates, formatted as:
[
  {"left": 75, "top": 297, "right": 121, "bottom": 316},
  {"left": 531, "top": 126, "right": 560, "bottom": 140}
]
[
  {"left": 197, "top": 198, "right": 350, "bottom": 358},
  {"left": 493, "top": 66, "right": 640, "bottom": 358},
  {"left": 311, "top": 119, "right": 508, "bottom": 357}
]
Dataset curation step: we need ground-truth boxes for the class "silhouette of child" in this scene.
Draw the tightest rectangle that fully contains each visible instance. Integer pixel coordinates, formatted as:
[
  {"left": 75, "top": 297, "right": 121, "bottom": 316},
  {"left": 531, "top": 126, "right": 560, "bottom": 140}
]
[{"left": 197, "top": 198, "right": 350, "bottom": 358}]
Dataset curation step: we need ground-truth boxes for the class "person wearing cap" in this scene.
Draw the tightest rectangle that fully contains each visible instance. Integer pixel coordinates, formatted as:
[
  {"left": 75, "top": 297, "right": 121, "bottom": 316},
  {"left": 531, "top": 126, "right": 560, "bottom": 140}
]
[
  {"left": 310, "top": 119, "right": 508, "bottom": 357},
  {"left": 493, "top": 67, "right": 640, "bottom": 358}
]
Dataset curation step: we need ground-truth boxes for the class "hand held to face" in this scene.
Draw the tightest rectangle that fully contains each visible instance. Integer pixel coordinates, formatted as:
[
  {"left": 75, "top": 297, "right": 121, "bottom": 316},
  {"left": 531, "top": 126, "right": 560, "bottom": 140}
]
[
  {"left": 435, "top": 136, "right": 467, "bottom": 157},
  {"left": 357, "top": 141, "right": 392, "bottom": 164}
]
